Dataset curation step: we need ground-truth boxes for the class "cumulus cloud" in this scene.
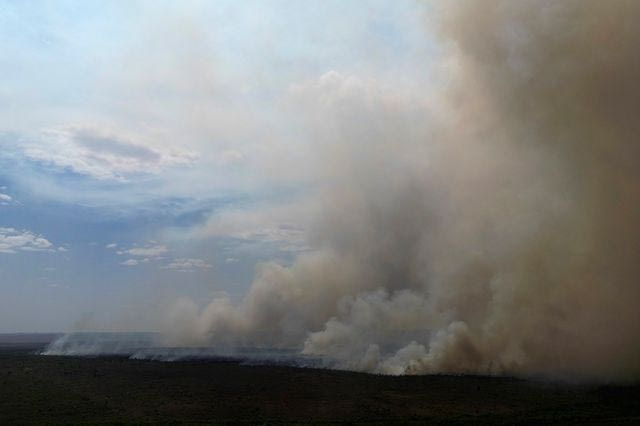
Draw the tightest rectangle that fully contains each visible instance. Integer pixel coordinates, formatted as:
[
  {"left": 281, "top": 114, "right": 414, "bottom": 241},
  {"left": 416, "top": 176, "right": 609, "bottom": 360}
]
[
  {"left": 192, "top": 200, "right": 314, "bottom": 253},
  {"left": 23, "top": 125, "right": 196, "bottom": 181},
  {"left": 117, "top": 244, "right": 167, "bottom": 258},
  {"left": 120, "top": 259, "right": 139, "bottom": 266},
  {"left": 0, "top": 228, "right": 54, "bottom": 254},
  {"left": 164, "top": 258, "right": 213, "bottom": 272},
  {"left": 0, "top": 193, "right": 11, "bottom": 202}
]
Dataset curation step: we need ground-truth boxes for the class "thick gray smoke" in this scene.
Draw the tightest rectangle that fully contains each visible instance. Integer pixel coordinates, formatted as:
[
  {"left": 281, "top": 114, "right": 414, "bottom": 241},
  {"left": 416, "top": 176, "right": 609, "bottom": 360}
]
[{"left": 161, "top": 0, "right": 640, "bottom": 381}]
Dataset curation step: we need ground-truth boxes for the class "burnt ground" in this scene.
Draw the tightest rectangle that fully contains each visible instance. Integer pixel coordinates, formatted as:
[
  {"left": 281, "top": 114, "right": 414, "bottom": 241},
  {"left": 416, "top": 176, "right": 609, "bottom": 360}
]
[{"left": 0, "top": 340, "right": 639, "bottom": 424}]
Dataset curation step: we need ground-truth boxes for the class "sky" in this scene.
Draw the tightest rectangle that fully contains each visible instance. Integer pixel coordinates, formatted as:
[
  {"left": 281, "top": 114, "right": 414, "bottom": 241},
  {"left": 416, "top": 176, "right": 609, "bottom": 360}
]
[
  {"left": 0, "top": 0, "right": 436, "bottom": 332},
  {"left": 3, "top": 0, "right": 638, "bottom": 380}
]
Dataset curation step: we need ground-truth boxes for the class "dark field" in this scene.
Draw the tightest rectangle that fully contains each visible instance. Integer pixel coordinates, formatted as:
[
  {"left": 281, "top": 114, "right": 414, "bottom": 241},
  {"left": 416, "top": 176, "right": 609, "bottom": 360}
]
[{"left": 0, "top": 337, "right": 639, "bottom": 424}]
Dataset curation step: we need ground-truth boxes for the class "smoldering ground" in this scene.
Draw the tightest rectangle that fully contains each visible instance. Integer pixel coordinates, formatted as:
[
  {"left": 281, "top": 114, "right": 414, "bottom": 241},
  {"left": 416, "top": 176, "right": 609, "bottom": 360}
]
[{"left": 49, "top": 0, "right": 640, "bottom": 381}]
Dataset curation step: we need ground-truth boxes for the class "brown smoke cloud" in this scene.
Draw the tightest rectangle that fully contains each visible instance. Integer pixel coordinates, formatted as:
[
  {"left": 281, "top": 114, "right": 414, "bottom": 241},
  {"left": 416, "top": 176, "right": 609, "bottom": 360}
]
[{"left": 164, "top": 0, "right": 640, "bottom": 381}]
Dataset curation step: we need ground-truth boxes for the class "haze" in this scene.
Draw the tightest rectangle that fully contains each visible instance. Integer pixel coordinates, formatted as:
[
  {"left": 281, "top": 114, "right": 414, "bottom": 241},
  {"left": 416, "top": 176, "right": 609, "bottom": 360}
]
[{"left": 1, "top": 0, "right": 639, "bottom": 381}]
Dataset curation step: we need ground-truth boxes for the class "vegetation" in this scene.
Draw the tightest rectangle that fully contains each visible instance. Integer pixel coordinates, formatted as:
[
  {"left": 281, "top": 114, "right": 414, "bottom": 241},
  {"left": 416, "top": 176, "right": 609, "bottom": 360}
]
[{"left": 1, "top": 345, "right": 639, "bottom": 424}]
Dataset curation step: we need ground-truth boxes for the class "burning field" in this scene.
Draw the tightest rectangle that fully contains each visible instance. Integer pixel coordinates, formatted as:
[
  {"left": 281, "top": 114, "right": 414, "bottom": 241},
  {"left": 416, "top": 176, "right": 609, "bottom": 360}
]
[
  {"left": 2, "top": 1, "right": 640, "bottom": 423},
  {"left": 1, "top": 335, "right": 639, "bottom": 424}
]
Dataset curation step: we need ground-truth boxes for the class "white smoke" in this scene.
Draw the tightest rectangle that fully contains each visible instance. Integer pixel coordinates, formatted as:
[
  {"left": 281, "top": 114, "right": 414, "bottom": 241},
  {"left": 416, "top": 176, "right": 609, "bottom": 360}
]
[{"left": 154, "top": 0, "right": 640, "bottom": 381}]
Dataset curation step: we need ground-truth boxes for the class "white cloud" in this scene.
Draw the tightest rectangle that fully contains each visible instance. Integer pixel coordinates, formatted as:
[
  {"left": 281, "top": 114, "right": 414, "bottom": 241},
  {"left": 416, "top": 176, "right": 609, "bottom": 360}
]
[
  {"left": 164, "top": 258, "right": 212, "bottom": 271},
  {"left": 120, "top": 259, "right": 138, "bottom": 266},
  {"left": 24, "top": 125, "right": 197, "bottom": 181},
  {"left": 192, "top": 200, "right": 314, "bottom": 252},
  {"left": 0, "top": 227, "right": 54, "bottom": 254},
  {"left": 57, "top": 246, "right": 68, "bottom": 252},
  {"left": 118, "top": 244, "right": 167, "bottom": 257},
  {"left": 106, "top": 243, "right": 117, "bottom": 249},
  {"left": 0, "top": 193, "right": 11, "bottom": 202}
]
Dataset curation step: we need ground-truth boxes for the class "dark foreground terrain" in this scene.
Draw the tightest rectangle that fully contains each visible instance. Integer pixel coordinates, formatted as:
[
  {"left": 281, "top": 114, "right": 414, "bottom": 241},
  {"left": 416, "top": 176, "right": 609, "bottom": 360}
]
[{"left": 0, "top": 339, "right": 638, "bottom": 424}]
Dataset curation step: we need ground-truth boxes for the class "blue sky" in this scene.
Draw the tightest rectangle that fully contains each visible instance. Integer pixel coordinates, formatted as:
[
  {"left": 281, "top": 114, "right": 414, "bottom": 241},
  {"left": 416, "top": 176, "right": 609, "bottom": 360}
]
[{"left": 0, "top": 0, "right": 437, "bottom": 332}]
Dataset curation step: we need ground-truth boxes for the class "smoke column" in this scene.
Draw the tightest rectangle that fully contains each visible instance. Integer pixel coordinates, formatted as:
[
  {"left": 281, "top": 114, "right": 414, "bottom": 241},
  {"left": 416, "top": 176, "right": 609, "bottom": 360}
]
[{"left": 163, "top": 0, "right": 640, "bottom": 381}]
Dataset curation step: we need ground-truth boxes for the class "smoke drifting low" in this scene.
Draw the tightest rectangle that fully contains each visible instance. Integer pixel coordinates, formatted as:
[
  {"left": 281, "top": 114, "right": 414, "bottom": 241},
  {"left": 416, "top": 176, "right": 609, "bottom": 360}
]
[{"left": 153, "top": 1, "right": 640, "bottom": 380}]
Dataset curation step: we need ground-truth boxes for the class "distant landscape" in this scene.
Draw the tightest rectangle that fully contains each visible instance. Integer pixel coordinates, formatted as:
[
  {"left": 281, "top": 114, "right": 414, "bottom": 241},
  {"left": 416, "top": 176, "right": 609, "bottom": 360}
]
[
  {"left": 2, "top": 1, "right": 640, "bottom": 423},
  {"left": 0, "top": 334, "right": 638, "bottom": 424}
]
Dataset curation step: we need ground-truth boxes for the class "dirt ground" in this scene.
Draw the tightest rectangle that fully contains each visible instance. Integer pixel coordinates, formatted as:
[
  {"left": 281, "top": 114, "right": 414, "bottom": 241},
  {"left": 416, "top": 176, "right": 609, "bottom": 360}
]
[{"left": 0, "top": 342, "right": 638, "bottom": 424}]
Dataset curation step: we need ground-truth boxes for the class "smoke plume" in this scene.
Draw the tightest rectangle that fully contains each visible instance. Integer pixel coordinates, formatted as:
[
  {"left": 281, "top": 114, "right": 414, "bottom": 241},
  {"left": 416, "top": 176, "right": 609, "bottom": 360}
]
[{"left": 163, "top": 0, "right": 640, "bottom": 381}]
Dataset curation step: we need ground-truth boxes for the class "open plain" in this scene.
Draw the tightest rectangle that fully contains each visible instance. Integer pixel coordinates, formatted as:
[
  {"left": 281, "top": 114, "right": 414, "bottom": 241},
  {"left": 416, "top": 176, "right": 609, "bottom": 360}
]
[{"left": 0, "top": 336, "right": 639, "bottom": 424}]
